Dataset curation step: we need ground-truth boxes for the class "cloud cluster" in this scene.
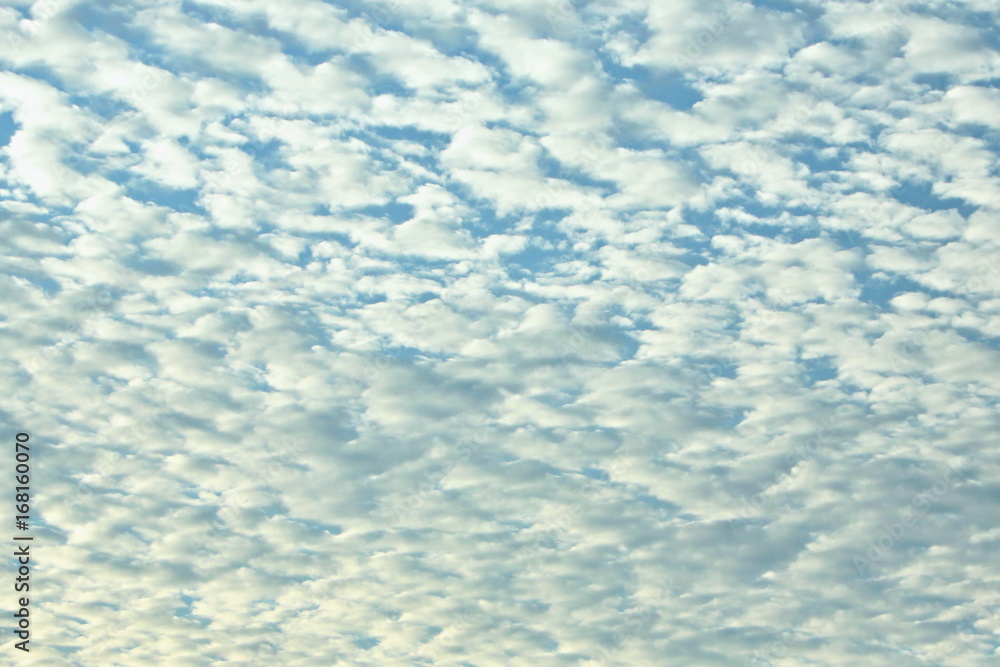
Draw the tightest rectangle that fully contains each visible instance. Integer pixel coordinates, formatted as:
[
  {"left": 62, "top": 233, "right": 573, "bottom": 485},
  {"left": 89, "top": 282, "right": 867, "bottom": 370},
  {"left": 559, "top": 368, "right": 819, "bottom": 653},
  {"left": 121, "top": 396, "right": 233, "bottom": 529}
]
[{"left": 1, "top": 0, "right": 999, "bottom": 664}]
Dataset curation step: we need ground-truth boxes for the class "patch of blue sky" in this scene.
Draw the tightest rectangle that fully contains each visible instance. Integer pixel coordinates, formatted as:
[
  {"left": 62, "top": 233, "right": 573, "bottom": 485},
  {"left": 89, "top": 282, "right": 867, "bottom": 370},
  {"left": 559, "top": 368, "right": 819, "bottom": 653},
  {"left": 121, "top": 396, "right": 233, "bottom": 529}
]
[
  {"left": 361, "top": 126, "right": 448, "bottom": 172},
  {"left": 341, "top": 53, "right": 413, "bottom": 97},
  {"left": 675, "top": 206, "right": 733, "bottom": 239},
  {"left": 450, "top": 47, "right": 525, "bottom": 99},
  {"left": 320, "top": 0, "right": 393, "bottom": 26},
  {"left": 285, "top": 517, "right": 344, "bottom": 536},
  {"left": 352, "top": 636, "right": 380, "bottom": 651},
  {"left": 67, "top": 2, "right": 149, "bottom": 50},
  {"left": 581, "top": 474, "right": 632, "bottom": 505},
  {"left": 824, "top": 226, "right": 868, "bottom": 250},
  {"left": 239, "top": 366, "right": 274, "bottom": 393},
  {"left": 529, "top": 391, "right": 583, "bottom": 412},
  {"left": 0, "top": 111, "right": 15, "bottom": 146},
  {"left": 102, "top": 163, "right": 204, "bottom": 215},
  {"left": 352, "top": 201, "right": 415, "bottom": 224},
  {"left": 857, "top": 272, "right": 944, "bottom": 311},
  {"left": 600, "top": 56, "right": 704, "bottom": 111},
  {"left": 536, "top": 152, "right": 617, "bottom": 194},
  {"left": 743, "top": 196, "right": 815, "bottom": 225},
  {"left": 179, "top": 2, "right": 308, "bottom": 57},
  {"left": 634, "top": 491, "right": 680, "bottom": 514},
  {"left": 952, "top": 124, "right": 999, "bottom": 147},
  {"left": 500, "top": 246, "right": 563, "bottom": 281},
  {"left": 67, "top": 92, "right": 134, "bottom": 123},
  {"left": 3, "top": 63, "right": 65, "bottom": 96},
  {"left": 599, "top": 7, "right": 653, "bottom": 45},
  {"left": 890, "top": 180, "right": 977, "bottom": 219},
  {"left": 122, "top": 255, "right": 184, "bottom": 278},
  {"left": 379, "top": 344, "right": 447, "bottom": 363},
  {"left": 580, "top": 300, "right": 650, "bottom": 336},
  {"left": 952, "top": 8, "right": 1000, "bottom": 37},
  {"left": 341, "top": 1, "right": 479, "bottom": 65},
  {"left": 504, "top": 228, "right": 577, "bottom": 278},
  {"left": 368, "top": 124, "right": 444, "bottom": 148},
  {"left": 0, "top": 183, "right": 82, "bottom": 224},
  {"left": 215, "top": 130, "right": 286, "bottom": 169},
  {"left": 52, "top": 152, "right": 104, "bottom": 191},
  {"left": 953, "top": 325, "right": 1000, "bottom": 351},
  {"left": 404, "top": 292, "right": 439, "bottom": 306},
  {"left": 363, "top": 82, "right": 539, "bottom": 145},
  {"left": 176, "top": 0, "right": 237, "bottom": 28},
  {"left": 673, "top": 145, "right": 717, "bottom": 188},
  {"left": 352, "top": 254, "right": 461, "bottom": 285},
  {"left": 793, "top": 142, "right": 854, "bottom": 174},
  {"left": 693, "top": 356, "right": 738, "bottom": 380},
  {"left": 66, "top": 3, "right": 222, "bottom": 86},
  {"left": 970, "top": 77, "right": 1000, "bottom": 90},
  {"left": 705, "top": 406, "right": 746, "bottom": 429},
  {"left": 600, "top": 329, "right": 642, "bottom": 364},
  {"left": 750, "top": 221, "right": 829, "bottom": 245},
  {"left": 683, "top": 197, "right": 818, "bottom": 243},
  {"left": 801, "top": 355, "right": 838, "bottom": 384},
  {"left": 548, "top": 313, "right": 640, "bottom": 360},
  {"left": 173, "top": 595, "right": 211, "bottom": 624},
  {"left": 750, "top": 0, "right": 820, "bottom": 17},
  {"left": 913, "top": 73, "right": 953, "bottom": 92},
  {"left": 13, "top": 271, "right": 62, "bottom": 297}
]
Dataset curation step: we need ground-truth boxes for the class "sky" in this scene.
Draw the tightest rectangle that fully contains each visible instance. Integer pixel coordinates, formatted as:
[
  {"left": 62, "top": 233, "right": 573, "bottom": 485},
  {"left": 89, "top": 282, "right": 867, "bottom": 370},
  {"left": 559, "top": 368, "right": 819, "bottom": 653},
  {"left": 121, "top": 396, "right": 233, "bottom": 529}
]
[{"left": 0, "top": 0, "right": 999, "bottom": 665}]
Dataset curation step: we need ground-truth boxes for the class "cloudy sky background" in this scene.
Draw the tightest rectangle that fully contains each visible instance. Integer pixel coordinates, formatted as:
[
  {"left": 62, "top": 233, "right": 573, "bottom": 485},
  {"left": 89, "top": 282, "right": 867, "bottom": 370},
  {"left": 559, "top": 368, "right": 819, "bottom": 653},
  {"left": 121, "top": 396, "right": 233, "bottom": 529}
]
[{"left": 1, "top": 0, "right": 999, "bottom": 664}]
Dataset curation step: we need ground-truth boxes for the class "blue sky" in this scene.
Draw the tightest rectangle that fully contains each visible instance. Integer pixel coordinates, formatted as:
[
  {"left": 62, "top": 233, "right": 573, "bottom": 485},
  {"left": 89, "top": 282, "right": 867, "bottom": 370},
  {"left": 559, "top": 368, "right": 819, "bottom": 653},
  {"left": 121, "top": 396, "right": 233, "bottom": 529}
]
[{"left": 1, "top": 0, "right": 999, "bottom": 665}]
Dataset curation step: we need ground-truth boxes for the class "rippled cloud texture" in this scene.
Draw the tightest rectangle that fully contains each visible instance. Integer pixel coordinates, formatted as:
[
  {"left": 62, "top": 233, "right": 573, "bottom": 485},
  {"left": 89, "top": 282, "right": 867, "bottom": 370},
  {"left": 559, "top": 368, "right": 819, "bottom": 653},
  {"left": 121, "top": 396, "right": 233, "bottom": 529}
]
[{"left": 1, "top": 0, "right": 999, "bottom": 664}]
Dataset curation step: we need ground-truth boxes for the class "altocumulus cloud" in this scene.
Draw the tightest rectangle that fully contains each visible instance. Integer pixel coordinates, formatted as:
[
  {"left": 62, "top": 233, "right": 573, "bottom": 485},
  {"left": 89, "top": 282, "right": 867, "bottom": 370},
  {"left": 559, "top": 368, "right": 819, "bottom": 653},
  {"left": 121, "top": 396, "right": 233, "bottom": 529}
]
[{"left": 0, "top": 0, "right": 999, "bottom": 665}]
